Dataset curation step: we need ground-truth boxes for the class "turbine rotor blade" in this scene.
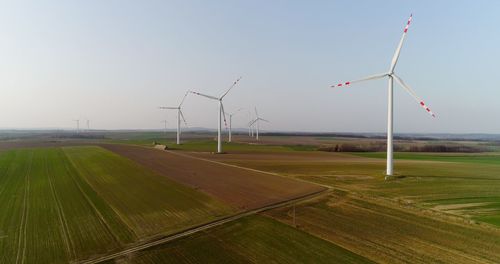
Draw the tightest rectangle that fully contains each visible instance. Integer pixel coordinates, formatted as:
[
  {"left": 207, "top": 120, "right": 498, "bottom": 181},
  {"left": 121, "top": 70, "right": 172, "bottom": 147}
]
[
  {"left": 254, "top": 107, "right": 259, "bottom": 118},
  {"left": 389, "top": 14, "right": 413, "bottom": 72},
  {"left": 179, "top": 91, "right": 189, "bottom": 107},
  {"left": 331, "top": 73, "right": 388, "bottom": 88},
  {"left": 220, "top": 103, "right": 228, "bottom": 129},
  {"left": 189, "top": 90, "right": 219, "bottom": 100},
  {"left": 179, "top": 110, "right": 188, "bottom": 126},
  {"left": 259, "top": 118, "right": 270, "bottom": 123},
  {"left": 392, "top": 74, "right": 436, "bottom": 118},
  {"left": 220, "top": 76, "right": 242, "bottom": 99},
  {"left": 248, "top": 119, "right": 258, "bottom": 126},
  {"left": 159, "top": 106, "right": 178, "bottom": 110}
]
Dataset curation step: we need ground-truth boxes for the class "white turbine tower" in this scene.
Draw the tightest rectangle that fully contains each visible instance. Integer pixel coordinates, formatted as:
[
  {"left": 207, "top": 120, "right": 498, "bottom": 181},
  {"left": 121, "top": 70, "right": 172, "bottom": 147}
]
[
  {"left": 225, "top": 108, "right": 244, "bottom": 142},
  {"left": 159, "top": 92, "right": 189, "bottom": 145},
  {"left": 330, "top": 14, "right": 436, "bottom": 178},
  {"left": 249, "top": 107, "right": 269, "bottom": 141},
  {"left": 190, "top": 77, "right": 242, "bottom": 153}
]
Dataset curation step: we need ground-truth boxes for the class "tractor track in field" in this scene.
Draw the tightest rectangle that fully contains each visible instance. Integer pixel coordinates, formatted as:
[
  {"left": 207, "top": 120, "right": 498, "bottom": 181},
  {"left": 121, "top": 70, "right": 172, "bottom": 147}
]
[
  {"left": 15, "top": 151, "right": 33, "bottom": 264},
  {"left": 45, "top": 155, "right": 76, "bottom": 259},
  {"left": 62, "top": 151, "right": 133, "bottom": 245},
  {"left": 77, "top": 188, "right": 329, "bottom": 264}
]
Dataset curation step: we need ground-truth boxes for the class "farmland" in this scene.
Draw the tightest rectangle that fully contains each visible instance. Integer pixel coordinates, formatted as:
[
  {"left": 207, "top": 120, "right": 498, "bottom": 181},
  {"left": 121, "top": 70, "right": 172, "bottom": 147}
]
[
  {"left": 97, "top": 135, "right": 500, "bottom": 263},
  {"left": 186, "top": 142, "right": 500, "bottom": 229},
  {"left": 1, "top": 133, "right": 500, "bottom": 263},
  {"left": 112, "top": 215, "right": 374, "bottom": 264},
  {"left": 266, "top": 190, "right": 500, "bottom": 264},
  {"left": 0, "top": 146, "right": 233, "bottom": 263},
  {"left": 101, "top": 143, "right": 325, "bottom": 210}
]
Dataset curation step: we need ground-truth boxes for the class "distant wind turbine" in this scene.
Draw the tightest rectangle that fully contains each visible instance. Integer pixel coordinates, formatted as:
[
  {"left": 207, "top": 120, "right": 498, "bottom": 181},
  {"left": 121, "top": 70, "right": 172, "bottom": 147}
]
[
  {"left": 248, "top": 107, "right": 269, "bottom": 141},
  {"left": 161, "top": 120, "right": 168, "bottom": 134},
  {"left": 225, "top": 108, "right": 244, "bottom": 142},
  {"left": 73, "top": 119, "right": 80, "bottom": 133},
  {"left": 247, "top": 110, "right": 254, "bottom": 137},
  {"left": 159, "top": 92, "right": 189, "bottom": 145},
  {"left": 190, "top": 77, "right": 242, "bottom": 153},
  {"left": 330, "top": 14, "right": 436, "bottom": 178}
]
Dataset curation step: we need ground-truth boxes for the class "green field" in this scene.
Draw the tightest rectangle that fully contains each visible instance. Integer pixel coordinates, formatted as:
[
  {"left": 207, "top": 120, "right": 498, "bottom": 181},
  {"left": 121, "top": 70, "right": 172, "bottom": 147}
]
[
  {"left": 354, "top": 152, "right": 500, "bottom": 165},
  {"left": 109, "top": 138, "right": 315, "bottom": 153},
  {"left": 3, "top": 137, "right": 500, "bottom": 263},
  {"left": 0, "top": 146, "right": 232, "bottom": 263},
  {"left": 114, "top": 215, "right": 373, "bottom": 264}
]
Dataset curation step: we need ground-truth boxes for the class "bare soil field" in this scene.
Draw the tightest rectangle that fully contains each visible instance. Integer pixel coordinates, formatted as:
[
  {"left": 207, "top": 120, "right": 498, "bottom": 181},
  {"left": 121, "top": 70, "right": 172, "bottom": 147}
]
[{"left": 101, "top": 144, "right": 325, "bottom": 210}]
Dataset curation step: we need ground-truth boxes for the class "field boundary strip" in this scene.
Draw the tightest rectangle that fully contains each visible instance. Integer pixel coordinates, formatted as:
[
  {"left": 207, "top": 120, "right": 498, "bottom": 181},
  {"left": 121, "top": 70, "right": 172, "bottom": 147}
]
[{"left": 77, "top": 188, "right": 328, "bottom": 264}]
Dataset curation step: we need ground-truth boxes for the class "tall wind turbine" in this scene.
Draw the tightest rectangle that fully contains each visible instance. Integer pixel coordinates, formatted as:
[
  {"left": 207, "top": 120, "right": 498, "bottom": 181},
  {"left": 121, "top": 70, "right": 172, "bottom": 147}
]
[
  {"left": 225, "top": 108, "right": 244, "bottom": 142},
  {"left": 249, "top": 107, "right": 269, "bottom": 141},
  {"left": 190, "top": 77, "right": 242, "bottom": 153},
  {"left": 159, "top": 92, "right": 189, "bottom": 145},
  {"left": 330, "top": 14, "right": 436, "bottom": 178}
]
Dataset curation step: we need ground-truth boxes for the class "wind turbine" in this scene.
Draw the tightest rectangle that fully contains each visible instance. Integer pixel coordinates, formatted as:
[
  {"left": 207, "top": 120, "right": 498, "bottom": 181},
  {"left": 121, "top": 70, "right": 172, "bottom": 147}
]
[
  {"left": 247, "top": 110, "right": 254, "bottom": 137},
  {"left": 73, "top": 119, "right": 80, "bottom": 133},
  {"left": 190, "top": 77, "right": 242, "bottom": 153},
  {"left": 161, "top": 120, "right": 168, "bottom": 134},
  {"left": 225, "top": 108, "right": 244, "bottom": 142},
  {"left": 249, "top": 107, "right": 269, "bottom": 141},
  {"left": 159, "top": 92, "right": 189, "bottom": 145},
  {"left": 86, "top": 119, "right": 90, "bottom": 132},
  {"left": 330, "top": 14, "right": 436, "bottom": 178}
]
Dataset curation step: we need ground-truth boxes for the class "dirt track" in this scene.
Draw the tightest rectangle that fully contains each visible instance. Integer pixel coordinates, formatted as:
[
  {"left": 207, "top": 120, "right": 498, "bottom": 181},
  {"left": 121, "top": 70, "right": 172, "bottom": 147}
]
[{"left": 101, "top": 144, "right": 326, "bottom": 210}]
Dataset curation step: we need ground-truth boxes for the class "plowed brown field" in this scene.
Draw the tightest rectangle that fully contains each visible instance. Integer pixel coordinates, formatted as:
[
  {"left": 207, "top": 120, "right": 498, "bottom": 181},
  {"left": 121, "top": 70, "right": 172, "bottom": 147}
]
[{"left": 101, "top": 144, "right": 326, "bottom": 210}]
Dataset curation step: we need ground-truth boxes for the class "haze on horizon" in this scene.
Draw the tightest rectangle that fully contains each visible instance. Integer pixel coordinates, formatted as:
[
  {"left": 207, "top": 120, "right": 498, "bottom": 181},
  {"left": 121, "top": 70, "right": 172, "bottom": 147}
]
[{"left": 0, "top": 1, "right": 499, "bottom": 134}]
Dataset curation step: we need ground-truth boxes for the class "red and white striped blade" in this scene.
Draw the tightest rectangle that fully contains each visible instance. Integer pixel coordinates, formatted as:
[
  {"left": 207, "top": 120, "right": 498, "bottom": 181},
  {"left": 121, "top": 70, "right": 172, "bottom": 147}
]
[
  {"left": 159, "top": 106, "right": 178, "bottom": 110},
  {"left": 330, "top": 73, "right": 388, "bottom": 88},
  {"left": 179, "top": 109, "right": 188, "bottom": 126},
  {"left": 189, "top": 90, "right": 219, "bottom": 100},
  {"left": 221, "top": 103, "right": 228, "bottom": 128},
  {"left": 389, "top": 14, "right": 413, "bottom": 72},
  {"left": 392, "top": 74, "right": 436, "bottom": 118},
  {"left": 220, "top": 76, "right": 242, "bottom": 99},
  {"left": 179, "top": 91, "right": 189, "bottom": 107}
]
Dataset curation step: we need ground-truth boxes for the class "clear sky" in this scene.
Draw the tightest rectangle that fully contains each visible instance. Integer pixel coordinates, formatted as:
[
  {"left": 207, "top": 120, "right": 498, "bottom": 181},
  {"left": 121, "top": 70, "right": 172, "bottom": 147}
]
[{"left": 1, "top": 0, "right": 499, "bottom": 133}]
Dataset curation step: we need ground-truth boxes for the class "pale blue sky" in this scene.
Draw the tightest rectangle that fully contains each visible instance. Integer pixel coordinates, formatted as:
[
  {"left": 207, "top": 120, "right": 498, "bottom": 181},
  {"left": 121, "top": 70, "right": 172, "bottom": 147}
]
[{"left": 0, "top": 0, "right": 499, "bottom": 133}]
